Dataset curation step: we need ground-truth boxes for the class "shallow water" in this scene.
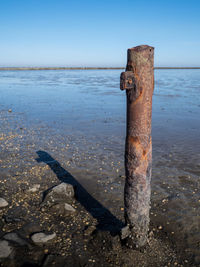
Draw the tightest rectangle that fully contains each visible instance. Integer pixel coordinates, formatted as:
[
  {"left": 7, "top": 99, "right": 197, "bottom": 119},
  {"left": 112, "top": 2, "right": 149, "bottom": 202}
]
[{"left": 0, "top": 69, "right": 200, "bottom": 263}]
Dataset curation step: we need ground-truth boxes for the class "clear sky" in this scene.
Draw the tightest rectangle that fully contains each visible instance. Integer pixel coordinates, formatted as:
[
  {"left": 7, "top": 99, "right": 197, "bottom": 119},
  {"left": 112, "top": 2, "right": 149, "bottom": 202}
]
[{"left": 0, "top": 0, "right": 199, "bottom": 67}]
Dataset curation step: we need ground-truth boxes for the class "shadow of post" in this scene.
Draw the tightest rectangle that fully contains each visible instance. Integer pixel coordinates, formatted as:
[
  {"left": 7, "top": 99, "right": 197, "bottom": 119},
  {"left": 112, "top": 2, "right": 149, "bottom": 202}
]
[{"left": 35, "top": 150, "right": 124, "bottom": 233}]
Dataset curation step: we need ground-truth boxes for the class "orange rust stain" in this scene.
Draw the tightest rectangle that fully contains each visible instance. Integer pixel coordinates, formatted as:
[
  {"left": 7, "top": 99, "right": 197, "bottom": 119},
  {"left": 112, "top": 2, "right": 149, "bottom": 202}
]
[
  {"left": 143, "top": 149, "right": 147, "bottom": 157},
  {"left": 141, "top": 148, "right": 149, "bottom": 161},
  {"left": 129, "top": 136, "right": 151, "bottom": 162},
  {"left": 129, "top": 136, "right": 144, "bottom": 156},
  {"left": 129, "top": 136, "right": 140, "bottom": 145},
  {"left": 142, "top": 141, "right": 152, "bottom": 161}
]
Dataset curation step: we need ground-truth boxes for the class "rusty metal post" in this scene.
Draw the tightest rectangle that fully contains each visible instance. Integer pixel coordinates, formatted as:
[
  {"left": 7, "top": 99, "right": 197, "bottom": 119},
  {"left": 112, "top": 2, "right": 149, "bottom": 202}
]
[{"left": 120, "top": 45, "right": 154, "bottom": 248}]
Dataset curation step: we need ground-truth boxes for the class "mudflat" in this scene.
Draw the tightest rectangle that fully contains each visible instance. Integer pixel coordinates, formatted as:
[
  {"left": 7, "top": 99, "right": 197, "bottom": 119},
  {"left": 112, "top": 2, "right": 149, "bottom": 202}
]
[{"left": 0, "top": 69, "right": 200, "bottom": 266}]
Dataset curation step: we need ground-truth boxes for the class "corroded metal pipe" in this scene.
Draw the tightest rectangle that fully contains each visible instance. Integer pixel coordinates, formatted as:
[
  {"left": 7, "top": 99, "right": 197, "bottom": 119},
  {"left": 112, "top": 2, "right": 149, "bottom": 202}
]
[{"left": 120, "top": 45, "right": 154, "bottom": 248}]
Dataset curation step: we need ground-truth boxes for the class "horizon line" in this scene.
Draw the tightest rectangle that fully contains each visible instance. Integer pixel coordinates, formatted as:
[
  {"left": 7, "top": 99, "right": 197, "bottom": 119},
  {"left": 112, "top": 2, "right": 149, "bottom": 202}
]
[{"left": 0, "top": 67, "right": 200, "bottom": 71}]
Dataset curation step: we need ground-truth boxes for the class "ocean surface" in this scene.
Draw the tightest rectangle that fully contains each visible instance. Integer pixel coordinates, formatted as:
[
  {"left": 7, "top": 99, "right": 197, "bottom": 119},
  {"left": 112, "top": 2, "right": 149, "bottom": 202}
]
[{"left": 0, "top": 69, "right": 200, "bottom": 263}]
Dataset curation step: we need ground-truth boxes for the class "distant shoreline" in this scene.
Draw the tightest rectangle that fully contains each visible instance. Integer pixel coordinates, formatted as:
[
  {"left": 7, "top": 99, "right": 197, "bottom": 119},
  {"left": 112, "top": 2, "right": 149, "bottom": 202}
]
[{"left": 0, "top": 67, "right": 200, "bottom": 71}]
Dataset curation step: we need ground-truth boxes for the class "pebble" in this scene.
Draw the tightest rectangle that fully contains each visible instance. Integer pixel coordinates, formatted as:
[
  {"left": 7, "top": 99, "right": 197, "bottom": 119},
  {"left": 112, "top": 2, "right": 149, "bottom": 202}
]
[
  {"left": 120, "top": 226, "right": 131, "bottom": 240},
  {"left": 64, "top": 203, "right": 76, "bottom": 213},
  {"left": 3, "top": 232, "right": 28, "bottom": 246},
  {"left": 0, "top": 198, "right": 8, "bottom": 208},
  {"left": 84, "top": 225, "right": 96, "bottom": 236},
  {"left": 31, "top": 232, "right": 56, "bottom": 244},
  {"left": 20, "top": 222, "right": 42, "bottom": 237},
  {"left": 28, "top": 184, "right": 40, "bottom": 193},
  {"left": 0, "top": 240, "right": 13, "bottom": 258},
  {"left": 42, "top": 183, "right": 75, "bottom": 206},
  {"left": 3, "top": 215, "right": 21, "bottom": 223},
  {"left": 49, "top": 183, "right": 74, "bottom": 197},
  {"left": 50, "top": 203, "right": 76, "bottom": 216}
]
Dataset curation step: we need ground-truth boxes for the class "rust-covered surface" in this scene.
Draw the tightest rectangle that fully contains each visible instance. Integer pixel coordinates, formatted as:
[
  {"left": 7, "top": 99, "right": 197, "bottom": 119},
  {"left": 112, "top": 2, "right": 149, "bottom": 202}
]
[
  {"left": 120, "top": 71, "right": 135, "bottom": 91},
  {"left": 120, "top": 45, "right": 154, "bottom": 248}
]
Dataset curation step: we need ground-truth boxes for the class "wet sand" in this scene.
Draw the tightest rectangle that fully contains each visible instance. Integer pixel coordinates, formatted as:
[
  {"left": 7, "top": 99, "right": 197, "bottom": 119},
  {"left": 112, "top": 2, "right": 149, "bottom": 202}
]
[{"left": 0, "top": 69, "right": 200, "bottom": 266}]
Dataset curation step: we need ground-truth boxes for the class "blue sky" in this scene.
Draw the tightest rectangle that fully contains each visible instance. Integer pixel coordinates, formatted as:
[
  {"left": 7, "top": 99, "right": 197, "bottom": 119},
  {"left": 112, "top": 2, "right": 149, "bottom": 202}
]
[{"left": 0, "top": 0, "right": 199, "bottom": 67}]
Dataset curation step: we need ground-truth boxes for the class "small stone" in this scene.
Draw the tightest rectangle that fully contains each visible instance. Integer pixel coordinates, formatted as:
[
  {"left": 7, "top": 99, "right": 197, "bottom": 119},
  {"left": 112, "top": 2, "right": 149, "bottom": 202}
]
[
  {"left": 3, "top": 206, "right": 26, "bottom": 223},
  {"left": 3, "top": 232, "right": 27, "bottom": 246},
  {"left": 0, "top": 198, "right": 8, "bottom": 208},
  {"left": 64, "top": 203, "right": 76, "bottom": 213},
  {"left": 50, "top": 203, "right": 76, "bottom": 216},
  {"left": 42, "top": 183, "right": 75, "bottom": 206},
  {"left": 0, "top": 240, "right": 13, "bottom": 258},
  {"left": 50, "top": 183, "right": 74, "bottom": 197},
  {"left": 19, "top": 222, "right": 42, "bottom": 237},
  {"left": 149, "top": 231, "right": 154, "bottom": 237},
  {"left": 84, "top": 225, "right": 96, "bottom": 236},
  {"left": 28, "top": 184, "right": 40, "bottom": 193},
  {"left": 31, "top": 232, "right": 56, "bottom": 244},
  {"left": 3, "top": 216, "right": 22, "bottom": 223},
  {"left": 120, "top": 226, "right": 131, "bottom": 240}
]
